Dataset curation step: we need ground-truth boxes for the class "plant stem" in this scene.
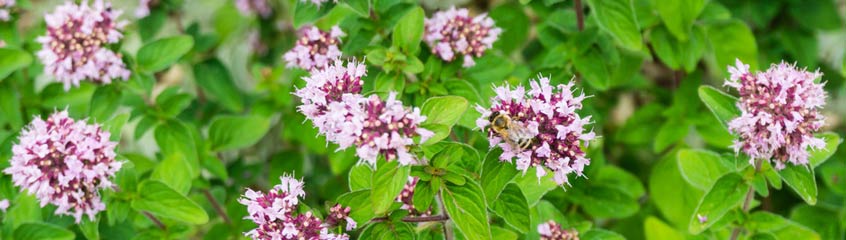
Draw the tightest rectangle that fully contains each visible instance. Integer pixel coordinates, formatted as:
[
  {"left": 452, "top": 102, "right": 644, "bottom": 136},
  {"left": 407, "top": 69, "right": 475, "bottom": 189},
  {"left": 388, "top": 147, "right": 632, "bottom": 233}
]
[
  {"left": 371, "top": 215, "right": 450, "bottom": 223},
  {"left": 438, "top": 192, "right": 453, "bottom": 240},
  {"left": 729, "top": 159, "right": 763, "bottom": 240},
  {"left": 575, "top": 0, "right": 584, "bottom": 31},
  {"left": 203, "top": 189, "right": 232, "bottom": 225},
  {"left": 143, "top": 211, "right": 167, "bottom": 230}
]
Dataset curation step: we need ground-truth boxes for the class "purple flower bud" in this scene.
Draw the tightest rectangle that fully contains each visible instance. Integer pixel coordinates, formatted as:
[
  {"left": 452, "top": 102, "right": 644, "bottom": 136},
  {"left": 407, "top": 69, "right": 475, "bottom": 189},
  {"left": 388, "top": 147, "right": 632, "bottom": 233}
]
[
  {"left": 725, "top": 59, "right": 827, "bottom": 169},
  {"left": 36, "top": 0, "right": 130, "bottom": 91},
  {"left": 3, "top": 110, "right": 121, "bottom": 223},
  {"left": 538, "top": 220, "right": 579, "bottom": 240},
  {"left": 284, "top": 26, "right": 345, "bottom": 71},
  {"left": 395, "top": 177, "right": 432, "bottom": 216},
  {"left": 424, "top": 7, "right": 502, "bottom": 67},
  {"left": 477, "top": 76, "right": 595, "bottom": 186}
]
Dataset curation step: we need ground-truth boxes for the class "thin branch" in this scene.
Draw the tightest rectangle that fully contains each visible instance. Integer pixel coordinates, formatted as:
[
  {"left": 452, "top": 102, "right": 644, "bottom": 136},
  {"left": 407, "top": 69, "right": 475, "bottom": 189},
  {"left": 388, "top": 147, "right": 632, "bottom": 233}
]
[
  {"left": 143, "top": 211, "right": 167, "bottom": 230},
  {"left": 203, "top": 189, "right": 232, "bottom": 225},
  {"left": 438, "top": 191, "right": 453, "bottom": 240},
  {"left": 574, "top": 0, "right": 584, "bottom": 31},
  {"left": 370, "top": 215, "right": 449, "bottom": 223},
  {"left": 729, "top": 159, "right": 763, "bottom": 240}
]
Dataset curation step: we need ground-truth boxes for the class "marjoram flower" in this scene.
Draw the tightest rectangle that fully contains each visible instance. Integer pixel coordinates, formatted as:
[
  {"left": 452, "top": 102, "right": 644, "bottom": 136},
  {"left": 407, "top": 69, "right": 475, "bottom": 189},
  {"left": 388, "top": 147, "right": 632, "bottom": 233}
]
[
  {"left": 240, "top": 174, "right": 350, "bottom": 240},
  {"left": 725, "top": 59, "right": 827, "bottom": 169},
  {"left": 396, "top": 176, "right": 432, "bottom": 216},
  {"left": 37, "top": 0, "right": 130, "bottom": 91},
  {"left": 135, "top": 0, "right": 153, "bottom": 18},
  {"left": 236, "top": 0, "right": 272, "bottom": 18},
  {"left": 0, "top": 0, "right": 15, "bottom": 21},
  {"left": 3, "top": 110, "right": 121, "bottom": 222},
  {"left": 424, "top": 7, "right": 502, "bottom": 67},
  {"left": 476, "top": 76, "right": 595, "bottom": 186},
  {"left": 538, "top": 220, "right": 579, "bottom": 240},
  {"left": 283, "top": 26, "right": 344, "bottom": 71}
]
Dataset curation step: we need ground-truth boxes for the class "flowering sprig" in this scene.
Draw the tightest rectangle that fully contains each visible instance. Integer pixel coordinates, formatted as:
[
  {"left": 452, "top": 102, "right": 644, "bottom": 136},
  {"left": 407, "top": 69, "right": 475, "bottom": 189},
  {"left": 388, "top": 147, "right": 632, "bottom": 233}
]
[
  {"left": 3, "top": 110, "right": 121, "bottom": 222},
  {"left": 284, "top": 26, "right": 345, "bottom": 71},
  {"left": 424, "top": 7, "right": 502, "bottom": 67},
  {"left": 36, "top": 0, "right": 130, "bottom": 91},
  {"left": 240, "top": 174, "right": 353, "bottom": 240},
  {"left": 476, "top": 76, "right": 595, "bottom": 186},
  {"left": 724, "top": 60, "right": 827, "bottom": 169},
  {"left": 538, "top": 220, "right": 579, "bottom": 240}
]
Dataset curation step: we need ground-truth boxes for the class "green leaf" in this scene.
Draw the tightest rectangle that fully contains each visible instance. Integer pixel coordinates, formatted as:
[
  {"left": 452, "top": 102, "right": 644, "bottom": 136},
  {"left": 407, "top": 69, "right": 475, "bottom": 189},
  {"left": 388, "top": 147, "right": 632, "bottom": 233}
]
[
  {"left": 595, "top": 165, "right": 645, "bottom": 198},
  {"left": 442, "top": 180, "right": 492, "bottom": 240},
  {"left": 570, "top": 185, "right": 639, "bottom": 218},
  {"left": 586, "top": 0, "right": 643, "bottom": 51},
  {"left": 689, "top": 173, "right": 747, "bottom": 234},
  {"left": 651, "top": 0, "right": 704, "bottom": 40},
  {"left": 654, "top": 118, "right": 689, "bottom": 152},
  {"left": 208, "top": 115, "right": 271, "bottom": 151},
  {"left": 777, "top": 164, "right": 817, "bottom": 205},
  {"left": 154, "top": 120, "right": 199, "bottom": 177},
  {"left": 514, "top": 167, "right": 558, "bottom": 206},
  {"left": 582, "top": 229, "right": 626, "bottom": 240},
  {"left": 787, "top": 0, "right": 842, "bottom": 31},
  {"left": 490, "top": 3, "right": 530, "bottom": 53},
  {"left": 293, "top": 0, "right": 331, "bottom": 28},
  {"left": 747, "top": 211, "right": 821, "bottom": 240},
  {"left": 137, "top": 35, "right": 194, "bottom": 73},
  {"left": 676, "top": 149, "right": 733, "bottom": 190},
  {"left": 89, "top": 84, "right": 122, "bottom": 122},
  {"left": 420, "top": 123, "right": 449, "bottom": 145},
  {"left": 359, "top": 221, "right": 415, "bottom": 240},
  {"left": 790, "top": 205, "right": 842, "bottom": 240},
  {"left": 79, "top": 218, "right": 100, "bottom": 240},
  {"left": 154, "top": 87, "right": 193, "bottom": 117},
  {"left": 371, "top": 160, "right": 410, "bottom": 215},
  {"left": 491, "top": 184, "right": 530, "bottom": 232},
  {"left": 421, "top": 96, "right": 469, "bottom": 127},
  {"left": 193, "top": 59, "right": 245, "bottom": 112},
  {"left": 698, "top": 85, "right": 740, "bottom": 127},
  {"left": 138, "top": 9, "right": 166, "bottom": 42},
  {"left": 13, "top": 222, "right": 75, "bottom": 240},
  {"left": 349, "top": 164, "right": 373, "bottom": 191},
  {"left": 131, "top": 180, "right": 209, "bottom": 224},
  {"left": 808, "top": 132, "right": 841, "bottom": 167},
  {"left": 392, "top": 6, "right": 424, "bottom": 54},
  {"left": 412, "top": 180, "right": 434, "bottom": 212},
  {"left": 150, "top": 153, "right": 193, "bottom": 194},
  {"left": 644, "top": 216, "right": 684, "bottom": 240},
  {"left": 480, "top": 149, "right": 519, "bottom": 206},
  {"left": 573, "top": 48, "right": 610, "bottom": 91},
  {"left": 0, "top": 48, "right": 33, "bottom": 80},
  {"left": 649, "top": 151, "right": 705, "bottom": 228},
  {"left": 650, "top": 25, "right": 706, "bottom": 72},
  {"left": 336, "top": 190, "right": 375, "bottom": 224},
  {"left": 705, "top": 20, "right": 758, "bottom": 73}
]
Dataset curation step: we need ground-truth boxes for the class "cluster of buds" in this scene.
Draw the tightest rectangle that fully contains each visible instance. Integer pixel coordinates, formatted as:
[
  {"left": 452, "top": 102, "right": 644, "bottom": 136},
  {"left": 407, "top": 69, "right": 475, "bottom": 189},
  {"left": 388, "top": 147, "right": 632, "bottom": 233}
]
[
  {"left": 538, "top": 221, "right": 579, "bottom": 240},
  {"left": 476, "top": 76, "right": 595, "bottom": 186},
  {"left": 395, "top": 177, "right": 432, "bottom": 216},
  {"left": 236, "top": 0, "right": 272, "bottom": 18},
  {"left": 424, "top": 7, "right": 501, "bottom": 67},
  {"left": 294, "top": 60, "right": 432, "bottom": 166},
  {"left": 36, "top": 0, "right": 130, "bottom": 91},
  {"left": 0, "top": 0, "right": 14, "bottom": 21},
  {"left": 325, "top": 204, "right": 357, "bottom": 231},
  {"left": 3, "top": 110, "right": 122, "bottom": 222},
  {"left": 240, "top": 174, "right": 352, "bottom": 240},
  {"left": 283, "top": 26, "right": 344, "bottom": 71},
  {"left": 725, "top": 60, "right": 828, "bottom": 169}
]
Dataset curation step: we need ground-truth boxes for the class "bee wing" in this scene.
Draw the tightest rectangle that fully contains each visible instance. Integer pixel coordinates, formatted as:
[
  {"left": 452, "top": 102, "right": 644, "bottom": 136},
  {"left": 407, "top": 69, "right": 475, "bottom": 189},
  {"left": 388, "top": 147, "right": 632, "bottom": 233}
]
[{"left": 507, "top": 122, "right": 535, "bottom": 141}]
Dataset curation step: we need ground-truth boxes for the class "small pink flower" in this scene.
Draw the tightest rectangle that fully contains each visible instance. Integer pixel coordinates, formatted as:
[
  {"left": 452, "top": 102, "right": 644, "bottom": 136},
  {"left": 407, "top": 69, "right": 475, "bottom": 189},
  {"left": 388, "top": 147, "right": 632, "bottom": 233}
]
[
  {"left": 724, "top": 59, "right": 827, "bottom": 169},
  {"left": 3, "top": 110, "right": 121, "bottom": 222},
  {"left": 37, "top": 0, "right": 130, "bottom": 91},
  {"left": 538, "top": 220, "right": 579, "bottom": 240},
  {"left": 283, "top": 26, "right": 344, "bottom": 71},
  {"left": 477, "top": 75, "right": 595, "bottom": 186},
  {"left": 0, "top": 199, "right": 8, "bottom": 212},
  {"left": 325, "top": 204, "right": 356, "bottom": 231},
  {"left": 0, "top": 0, "right": 15, "bottom": 21},
  {"left": 236, "top": 0, "right": 272, "bottom": 18},
  {"left": 424, "top": 7, "right": 502, "bottom": 67},
  {"left": 135, "top": 0, "right": 153, "bottom": 18}
]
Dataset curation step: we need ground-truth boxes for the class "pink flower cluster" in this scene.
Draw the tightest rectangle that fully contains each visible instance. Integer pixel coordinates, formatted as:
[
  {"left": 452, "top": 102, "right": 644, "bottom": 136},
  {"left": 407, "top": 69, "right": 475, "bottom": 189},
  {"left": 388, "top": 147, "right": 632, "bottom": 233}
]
[
  {"left": 135, "top": 0, "right": 153, "bottom": 18},
  {"left": 36, "top": 0, "right": 130, "bottom": 91},
  {"left": 538, "top": 221, "right": 579, "bottom": 240},
  {"left": 239, "top": 174, "right": 352, "bottom": 240},
  {"left": 3, "top": 110, "right": 121, "bottom": 223},
  {"left": 236, "top": 0, "right": 272, "bottom": 18},
  {"left": 396, "top": 177, "right": 432, "bottom": 216},
  {"left": 284, "top": 26, "right": 344, "bottom": 71},
  {"left": 725, "top": 60, "right": 828, "bottom": 169},
  {"left": 424, "top": 7, "right": 501, "bottom": 67},
  {"left": 0, "top": 0, "right": 15, "bottom": 21},
  {"left": 294, "top": 60, "right": 432, "bottom": 166},
  {"left": 476, "top": 76, "right": 595, "bottom": 186}
]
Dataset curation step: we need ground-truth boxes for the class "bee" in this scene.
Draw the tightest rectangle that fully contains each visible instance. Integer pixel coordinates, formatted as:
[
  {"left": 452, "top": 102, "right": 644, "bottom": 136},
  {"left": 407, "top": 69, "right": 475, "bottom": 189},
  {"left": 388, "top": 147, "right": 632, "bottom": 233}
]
[{"left": 488, "top": 111, "right": 535, "bottom": 150}]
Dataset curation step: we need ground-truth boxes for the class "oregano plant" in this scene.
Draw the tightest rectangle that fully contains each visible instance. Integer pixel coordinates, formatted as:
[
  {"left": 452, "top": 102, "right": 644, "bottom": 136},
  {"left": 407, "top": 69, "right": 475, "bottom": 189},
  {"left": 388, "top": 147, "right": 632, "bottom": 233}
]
[{"left": 0, "top": 0, "right": 844, "bottom": 239}]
